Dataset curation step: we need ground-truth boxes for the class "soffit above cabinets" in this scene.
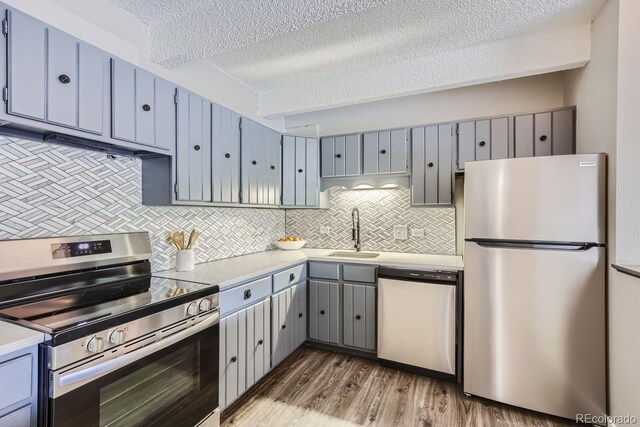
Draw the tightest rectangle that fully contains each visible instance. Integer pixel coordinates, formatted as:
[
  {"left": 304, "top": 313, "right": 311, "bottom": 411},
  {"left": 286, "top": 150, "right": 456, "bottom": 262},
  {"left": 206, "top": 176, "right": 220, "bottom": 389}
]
[{"left": 109, "top": 0, "right": 605, "bottom": 117}]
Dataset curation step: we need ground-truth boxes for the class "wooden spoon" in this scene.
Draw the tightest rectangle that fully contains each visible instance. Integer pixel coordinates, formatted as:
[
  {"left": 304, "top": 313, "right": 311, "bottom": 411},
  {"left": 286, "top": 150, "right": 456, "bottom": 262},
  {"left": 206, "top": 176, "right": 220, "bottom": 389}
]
[
  {"left": 186, "top": 230, "right": 196, "bottom": 249},
  {"left": 171, "top": 231, "right": 184, "bottom": 250}
]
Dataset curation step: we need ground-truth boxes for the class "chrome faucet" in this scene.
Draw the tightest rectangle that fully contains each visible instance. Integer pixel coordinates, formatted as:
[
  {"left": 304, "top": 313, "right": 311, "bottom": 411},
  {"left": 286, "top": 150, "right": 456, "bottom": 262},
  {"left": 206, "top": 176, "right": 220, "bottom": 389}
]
[{"left": 352, "top": 207, "right": 361, "bottom": 252}]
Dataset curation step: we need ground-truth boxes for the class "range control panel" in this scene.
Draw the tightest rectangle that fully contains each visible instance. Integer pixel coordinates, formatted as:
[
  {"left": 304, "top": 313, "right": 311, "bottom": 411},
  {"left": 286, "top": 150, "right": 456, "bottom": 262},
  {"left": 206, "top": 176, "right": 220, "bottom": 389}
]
[{"left": 51, "top": 240, "right": 112, "bottom": 259}]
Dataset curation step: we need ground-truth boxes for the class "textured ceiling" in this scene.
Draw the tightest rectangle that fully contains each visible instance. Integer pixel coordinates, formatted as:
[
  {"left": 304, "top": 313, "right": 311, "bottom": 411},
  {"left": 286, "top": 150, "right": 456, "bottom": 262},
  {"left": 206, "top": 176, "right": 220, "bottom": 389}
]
[{"left": 111, "top": 0, "right": 606, "bottom": 116}]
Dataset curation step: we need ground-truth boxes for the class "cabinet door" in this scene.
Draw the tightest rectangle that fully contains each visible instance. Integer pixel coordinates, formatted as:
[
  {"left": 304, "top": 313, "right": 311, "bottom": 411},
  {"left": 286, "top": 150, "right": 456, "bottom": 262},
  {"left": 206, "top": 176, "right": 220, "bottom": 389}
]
[
  {"left": 308, "top": 280, "right": 340, "bottom": 344},
  {"left": 344, "top": 134, "right": 361, "bottom": 176},
  {"left": 267, "top": 130, "right": 281, "bottom": 206},
  {"left": 222, "top": 311, "right": 246, "bottom": 407},
  {"left": 7, "top": 9, "right": 46, "bottom": 121},
  {"left": 241, "top": 119, "right": 264, "bottom": 204},
  {"left": 153, "top": 78, "right": 175, "bottom": 151},
  {"left": 425, "top": 125, "right": 439, "bottom": 204},
  {"left": 343, "top": 283, "right": 376, "bottom": 351},
  {"left": 245, "top": 299, "right": 271, "bottom": 390},
  {"left": 363, "top": 132, "right": 378, "bottom": 175},
  {"left": 514, "top": 114, "right": 534, "bottom": 158},
  {"left": 111, "top": 59, "right": 136, "bottom": 142},
  {"left": 457, "top": 121, "right": 475, "bottom": 170},
  {"left": 390, "top": 129, "right": 407, "bottom": 173},
  {"left": 46, "top": 29, "right": 77, "bottom": 128},
  {"left": 411, "top": 127, "right": 426, "bottom": 205},
  {"left": 490, "top": 117, "right": 509, "bottom": 160},
  {"left": 176, "top": 89, "right": 211, "bottom": 202},
  {"left": 321, "top": 137, "right": 335, "bottom": 177},
  {"left": 219, "top": 316, "right": 227, "bottom": 409},
  {"left": 0, "top": 404, "right": 31, "bottom": 427},
  {"left": 438, "top": 124, "right": 453, "bottom": 205},
  {"left": 305, "top": 138, "right": 319, "bottom": 206},
  {"left": 134, "top": 68, "right": 155, "bottom": 146},
  {"left": 281, "top": 135, "right": 296, "bottom": 206},
  {"left": 534, "top": 112, "right": 552, "bottom": 157},
  {"left": 475, "top": 120, "right": 491, "bottom": 161},
  {"left": 293, "top": 282, "right": 308, "bottom": 350},
  {"left": 212, "top": 105, "right": 240, "bottom": 203},
  {"left": 77, "top": 42, "right": 104, "bottom": 134},
  {"left": 294, "top": 137, "right": 306, "bottom": 206},
  {"left": 334, "top": 136, "right": 346, "bottom": 176},
  {"left": 552, "top": 109, "right": 574, "bottom": 155},
  {"left": 271, "top": 288, "right": 292, "bottom": 367}
]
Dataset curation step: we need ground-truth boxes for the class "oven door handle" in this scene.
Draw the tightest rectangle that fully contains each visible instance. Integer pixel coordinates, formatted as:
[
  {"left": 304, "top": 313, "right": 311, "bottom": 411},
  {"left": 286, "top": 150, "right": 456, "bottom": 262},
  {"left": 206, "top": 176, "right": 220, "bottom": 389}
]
[{"left": 53, "top": 311, "right": 219, "bottom": 398}]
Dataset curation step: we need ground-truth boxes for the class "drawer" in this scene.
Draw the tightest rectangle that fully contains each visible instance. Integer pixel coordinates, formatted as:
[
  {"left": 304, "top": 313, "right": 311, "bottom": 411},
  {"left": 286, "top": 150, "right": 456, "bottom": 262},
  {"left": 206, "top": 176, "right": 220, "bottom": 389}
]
[
  {"left": 343, "top": 264, "right": 377, "bottom": 283},
  {"left": 0, "top": 404, "right": 31, "bottom": 427},
  {"left": 0, "top": 355, "right": 32, "bottom": 411},
  {"left": 273, "top": 264, "right": 307, "bottom": 292},
  {"left": 220, "top": 276, "right": 272, "bottom": 316},
  {"left": 308, "top": 262, "right": 340, "bottom": 280}
]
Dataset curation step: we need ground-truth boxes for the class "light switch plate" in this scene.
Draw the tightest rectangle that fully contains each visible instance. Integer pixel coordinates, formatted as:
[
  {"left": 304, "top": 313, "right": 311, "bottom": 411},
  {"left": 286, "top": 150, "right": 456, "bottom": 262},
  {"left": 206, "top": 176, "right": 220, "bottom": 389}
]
[
  {"left": 394, "top": 225, "right": 408, "bottom": 240},
  {"left": 411, "top": 228, "right": 424, "bottom": 237}
]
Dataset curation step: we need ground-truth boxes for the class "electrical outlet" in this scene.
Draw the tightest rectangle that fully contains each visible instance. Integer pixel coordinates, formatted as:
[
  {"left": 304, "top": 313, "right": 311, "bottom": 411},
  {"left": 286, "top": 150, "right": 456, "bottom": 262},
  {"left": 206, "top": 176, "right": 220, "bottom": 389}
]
[
  {"left": 411, "top": 228, "right": 424, "bottom": 237},
  {"left": 394, "top": 225, "right": 408, "bottom": 240}
]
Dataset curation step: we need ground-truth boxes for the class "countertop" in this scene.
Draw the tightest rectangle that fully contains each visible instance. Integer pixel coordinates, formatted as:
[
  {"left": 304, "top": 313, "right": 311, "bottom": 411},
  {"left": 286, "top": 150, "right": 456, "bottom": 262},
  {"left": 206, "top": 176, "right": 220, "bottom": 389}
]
[
  {"left": 612, "top": 264, "right": 640, "bottom": 280},
  {"left": 155, "top": 248, "right": 463, "bottom": 290},
  {"left": 0, "top": 321, "right": 46, "bottom": 357}
]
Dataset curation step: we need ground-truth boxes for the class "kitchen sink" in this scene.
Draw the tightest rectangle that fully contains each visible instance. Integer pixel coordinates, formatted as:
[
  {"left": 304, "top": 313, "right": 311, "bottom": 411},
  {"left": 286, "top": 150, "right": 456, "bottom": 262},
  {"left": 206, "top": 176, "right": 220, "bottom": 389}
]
[{"left": 327, "top": 251, "right": 380, "bottom": 259}]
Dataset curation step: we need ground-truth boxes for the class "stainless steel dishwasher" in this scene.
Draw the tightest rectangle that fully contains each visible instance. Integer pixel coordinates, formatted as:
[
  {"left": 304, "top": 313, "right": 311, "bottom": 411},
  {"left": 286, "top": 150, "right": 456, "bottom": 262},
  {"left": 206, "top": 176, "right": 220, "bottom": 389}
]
[{"left": 377, "top": 267, "right": 460, "bottom": 382}]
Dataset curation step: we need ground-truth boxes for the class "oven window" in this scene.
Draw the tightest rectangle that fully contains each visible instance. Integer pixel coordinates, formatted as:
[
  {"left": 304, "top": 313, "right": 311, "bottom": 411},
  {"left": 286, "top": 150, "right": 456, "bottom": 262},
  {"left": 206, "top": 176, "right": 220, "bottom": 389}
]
[{"left": 99, "top": 344, "right": 199, "bottom": 427}]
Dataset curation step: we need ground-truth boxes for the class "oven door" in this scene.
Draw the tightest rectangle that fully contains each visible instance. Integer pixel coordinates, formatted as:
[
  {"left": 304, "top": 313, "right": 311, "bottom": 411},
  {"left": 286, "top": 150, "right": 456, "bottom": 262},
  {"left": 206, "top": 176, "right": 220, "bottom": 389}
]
[{"left": 47, "top": 313, "right": 219, "bottom": 427}]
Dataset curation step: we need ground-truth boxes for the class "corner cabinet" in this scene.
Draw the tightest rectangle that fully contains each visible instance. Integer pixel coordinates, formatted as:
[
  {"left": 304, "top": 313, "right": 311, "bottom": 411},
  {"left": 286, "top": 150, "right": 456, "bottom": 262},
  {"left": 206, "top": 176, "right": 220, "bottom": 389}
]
[
  {"left": 363, "top": 129, "right": 408, "bottom": 175},
  {"left": 240, "top": 118, "right": 280, "bottom": 205},
  {"left": 411, "top": 124, "right": 453, "bottom": 205},
  {"left": 282, "top": 136, "right": 319, "bottom": 207}
]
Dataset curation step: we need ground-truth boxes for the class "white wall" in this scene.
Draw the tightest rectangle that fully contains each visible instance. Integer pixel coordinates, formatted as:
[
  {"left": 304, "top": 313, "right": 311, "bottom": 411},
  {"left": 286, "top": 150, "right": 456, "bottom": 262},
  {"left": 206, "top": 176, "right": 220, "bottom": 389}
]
[
  {"left": 284, "top": 73, "right": 566, "bottom": 136},
  {"left": 4, "top": 0, "right": 284, "bottom": 131}
]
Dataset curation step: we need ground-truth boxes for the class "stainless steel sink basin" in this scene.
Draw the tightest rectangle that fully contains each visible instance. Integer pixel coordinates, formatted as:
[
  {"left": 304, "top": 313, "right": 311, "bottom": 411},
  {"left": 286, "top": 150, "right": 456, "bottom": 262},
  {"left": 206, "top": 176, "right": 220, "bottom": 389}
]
[{"left": 327, "top": 251, "right": 380, "bottom": 259}]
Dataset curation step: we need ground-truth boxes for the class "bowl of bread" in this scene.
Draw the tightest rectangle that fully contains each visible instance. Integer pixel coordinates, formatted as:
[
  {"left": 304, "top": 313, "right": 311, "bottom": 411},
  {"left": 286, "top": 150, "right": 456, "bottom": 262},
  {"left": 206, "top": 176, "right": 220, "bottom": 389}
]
[{"left": 274, "top": 236, "right": 306, "bottom": 250}]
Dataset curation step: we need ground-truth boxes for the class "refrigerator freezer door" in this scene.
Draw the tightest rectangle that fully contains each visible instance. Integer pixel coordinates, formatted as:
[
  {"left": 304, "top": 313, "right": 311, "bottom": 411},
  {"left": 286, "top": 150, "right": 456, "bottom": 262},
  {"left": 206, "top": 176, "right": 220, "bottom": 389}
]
[
  {"left": 463, "top": 241, "right": 606, "bottom": 419},
  {"left": 378, "top": 278, "right": 456, "bottom": 374},
  {"left": 464, "top": 154, "right": 606, "bottom": 244}
]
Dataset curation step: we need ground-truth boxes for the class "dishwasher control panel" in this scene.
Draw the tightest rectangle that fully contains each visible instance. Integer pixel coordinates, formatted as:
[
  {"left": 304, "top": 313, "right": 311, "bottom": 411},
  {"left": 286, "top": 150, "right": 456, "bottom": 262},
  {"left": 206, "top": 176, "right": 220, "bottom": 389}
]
[{"left": 378, "top": 267, "right": 458, "bottom": 283}]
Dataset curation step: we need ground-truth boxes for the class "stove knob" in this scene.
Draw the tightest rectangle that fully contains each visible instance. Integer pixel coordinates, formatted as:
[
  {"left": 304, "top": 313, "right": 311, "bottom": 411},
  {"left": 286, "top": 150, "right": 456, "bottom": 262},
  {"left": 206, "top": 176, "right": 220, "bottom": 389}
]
[
  {"left": 186, "top": 302, "right": 199, "bottom": 316},
  {"left": 199, "top": 299, "right": 211, "bottom": 312},
  {"left": 109, "top": 329, "right": 126, "bottom": 345},
  {"left": 87, "top": 336, "right": 104, "bottom": 353}
]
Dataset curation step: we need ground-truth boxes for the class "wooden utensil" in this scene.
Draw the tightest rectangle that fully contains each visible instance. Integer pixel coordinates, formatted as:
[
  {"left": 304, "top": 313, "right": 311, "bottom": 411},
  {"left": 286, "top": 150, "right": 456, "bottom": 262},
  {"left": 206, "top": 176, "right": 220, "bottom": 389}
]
[
  {"left": 170, "top": 231, "right": 183, "bottom": 250},
  {"left": 189, "top": 231, "right": 200, "bottom": 249},
  {"left": 186, "top": 230, "right": 196, "bottom": 249},
  {"left": 180, "top": 231, "right": 185, "bottom": 250}
]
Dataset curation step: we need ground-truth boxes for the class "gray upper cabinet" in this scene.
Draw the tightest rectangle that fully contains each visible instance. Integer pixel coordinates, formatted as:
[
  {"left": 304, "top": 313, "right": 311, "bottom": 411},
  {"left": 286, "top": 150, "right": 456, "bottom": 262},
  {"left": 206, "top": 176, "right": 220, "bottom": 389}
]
[
  {"left": 241, "top": 118, "right": 280, "bottom": 205},
  {"left": 411, "top": 124, "right": 453, "bottom": 205},
  {"left": 282, "top": 135, "right": 319, "bottom": 207},
  {"left": 456, "top": 116, "right": 510, "bottom": 171},
  {"left": 211, "top": 104, "right": 240, "bottom": 203},
  {"left": 363, "top": 129, "right": 408, "bottom": 175},
  {"left": 6, "top": 9, "right": 104, "bottom": 134},
  {"left": 514, "top": 107, "right": 575, "bottom": 158},
  {"left": 321, "top": 134, "right": 361, "bottom": 177},
  {"left": 154, "top": 78, "right": 176, "bottom": 152},
  {"left": 175, "top": 88, "right": 211, "bottom": 202}
]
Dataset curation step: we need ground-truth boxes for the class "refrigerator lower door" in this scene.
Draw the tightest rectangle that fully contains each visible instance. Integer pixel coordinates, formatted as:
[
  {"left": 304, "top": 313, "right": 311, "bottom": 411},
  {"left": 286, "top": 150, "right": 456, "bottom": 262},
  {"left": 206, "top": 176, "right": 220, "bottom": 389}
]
[
  {"left": 378, "top": 278, "right": 456, "bottom": 374},
  {"left": 463, "top": 241, "right": 606, "bottom": 419}
]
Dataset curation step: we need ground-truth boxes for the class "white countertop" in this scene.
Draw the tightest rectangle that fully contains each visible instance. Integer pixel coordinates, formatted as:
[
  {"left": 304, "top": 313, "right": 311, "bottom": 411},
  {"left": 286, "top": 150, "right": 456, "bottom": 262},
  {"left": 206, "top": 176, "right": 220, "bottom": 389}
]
[
  {"left": 0, "top": 321, "right": 46, "bottom": 356},
  {"left": 155, "top": 248, "right": 463, "bottom": 290}
]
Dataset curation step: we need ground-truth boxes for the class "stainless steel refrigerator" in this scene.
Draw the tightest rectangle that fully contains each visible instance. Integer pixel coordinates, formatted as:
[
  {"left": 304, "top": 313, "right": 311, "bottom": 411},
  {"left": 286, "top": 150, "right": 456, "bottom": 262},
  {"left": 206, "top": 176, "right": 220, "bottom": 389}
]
[{"left": 463, "top": 154, "right": 606, "bottom": 420}]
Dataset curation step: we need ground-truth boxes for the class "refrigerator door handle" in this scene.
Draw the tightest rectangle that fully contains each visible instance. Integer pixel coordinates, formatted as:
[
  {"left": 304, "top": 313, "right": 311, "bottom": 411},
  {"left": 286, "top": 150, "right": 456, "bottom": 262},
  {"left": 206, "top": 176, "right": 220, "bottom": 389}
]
[{"left": 468, "top": 240, "right": 601, "bottom": 251}]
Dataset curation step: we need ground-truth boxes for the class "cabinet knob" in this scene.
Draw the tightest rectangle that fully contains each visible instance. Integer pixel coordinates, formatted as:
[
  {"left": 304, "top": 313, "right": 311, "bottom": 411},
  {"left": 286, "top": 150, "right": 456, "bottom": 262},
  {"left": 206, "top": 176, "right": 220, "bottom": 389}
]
[
  {"left": 320, "top": 310, "right": 325, "bottom": 315},
  {"left": 479, "top": 141, "right": 486, "bottom": 147},
  {"left": 380, "top": 149, "right": 387, "bottom": 154},
  {"left": 258, "top": 339, "right": 264, "bottom": 346},
  {"left": 58, "top": 74, "right": 71, "bottom": 84},
  {"left": 540, "top": 135, "right": 548, "bottom": 141},
  {"left": 282, "top": 324, "right": 287, "bottom": 329},
  {"left": 336, "top": 154, "right": 342, "bottom": 158},
  {"left": 355, "top": 314, "right": 361, "bottom": 320},
  {"left": 252, "top": 160, "right": 257, "bottom": 165},
  {"left": 271, "top": 165, "right": 276, "bottom": 170},
  {"left": 298, "top": 313, "right": 303, "bottom": 318},
  {"left": 244, "top": 289, "right": 252, "bottom": 300},
  {"left": 194, "top": 145, "right": 201, "bottom": 151},
  {"left": 289, "top": 273, "right": 295, "bottom": 281},
  {"left": 225, "top": 153, "right": 231, "bottom": 158},
  {"left": 428, "top": 162, "right": 434, "bottom": 168},
  {"left": 230, "top": 356, "right": 237, "bottom": 363},
  {"left": 142, "top": 104, "right": 151, "bottom": 112},
  {"left": 298, "top": 169, "right": 303, "bottom": 173}
]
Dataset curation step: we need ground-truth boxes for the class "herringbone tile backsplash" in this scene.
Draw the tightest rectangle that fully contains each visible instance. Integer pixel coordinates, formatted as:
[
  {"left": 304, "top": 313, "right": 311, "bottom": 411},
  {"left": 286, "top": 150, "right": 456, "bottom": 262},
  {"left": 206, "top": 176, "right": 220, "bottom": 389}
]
[
  {"left": 0, "top": 137, "right": 285, "bottom": 271},
  {"left": 286, "top": 188, "right": 456, "bottom": 255}
]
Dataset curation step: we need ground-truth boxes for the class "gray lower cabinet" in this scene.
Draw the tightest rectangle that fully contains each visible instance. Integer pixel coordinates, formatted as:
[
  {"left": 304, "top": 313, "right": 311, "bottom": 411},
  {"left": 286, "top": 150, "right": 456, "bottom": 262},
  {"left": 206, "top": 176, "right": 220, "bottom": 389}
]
[
  {"left": 241, "top": 118, "right": 281, "bottom": 205},
  {"left": 175, "top": 89, "right": 212, "bottom": 202},
  {"left": 321, "top": 134, "right": 361, "bottom": 177},
  {"left": 363, "top": 129, "right": 408, "bottom": 175},
  {"left": 308, "top": 280, "right": 340, "bottom": 344},
  {"left": 282, "top": 136, "right": 319, "bottom": 207},
  {"left": 271, "top": 281, "right": 307, "bottom": 366},
  {"left": 219, "top": 299, "right": 271, "bottom": 410},
  {"left": 0, "top": 346, "right": 38, "bottom": 427},
  {"left": 343, "top": 283, "right": 376, "bottom": 351},
  {"left": 292, "top": 281, "right": 308, "bottom": 350},
  {"left": 411, "top": 124, "right": 453, "bottom": 205},
  {"left": 211, "top": 103, "right": 241, "bottom": 203},
  {"left": 456, "top": 117, "right": 510, "bottom": 171},
  {"left": 6, "top": 8, "right": 104, "bottom": 134},
  {"left": 514, "top": 108, "right": 575, "bottom": 158}
]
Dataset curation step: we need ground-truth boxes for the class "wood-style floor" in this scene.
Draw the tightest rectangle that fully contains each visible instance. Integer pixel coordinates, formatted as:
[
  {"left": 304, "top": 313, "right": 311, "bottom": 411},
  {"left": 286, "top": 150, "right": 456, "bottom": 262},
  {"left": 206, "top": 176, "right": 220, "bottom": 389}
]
[{"left": 221, "top": 346, "right": 576, "bottom": 427}]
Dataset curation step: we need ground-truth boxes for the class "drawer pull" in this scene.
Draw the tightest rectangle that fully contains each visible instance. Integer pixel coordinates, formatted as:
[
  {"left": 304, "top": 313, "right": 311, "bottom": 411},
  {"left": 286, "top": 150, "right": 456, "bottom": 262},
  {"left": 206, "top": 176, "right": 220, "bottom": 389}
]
[
  {"left": 142, "top": 104, "right": 151, "bottom": 112},
  {"left": 225, "top": 153, "right": 231, "bottom": 158},
  {"left": 320, "top": 310, "right": 325, "bottom": 315},
  {"left": 230, "top": 356, "right": 237, "bottom": 363},
  {"left": 282, "top": 324, "right": 286, "bottom": 329},
  {"left": 58, "top": 74, "right": 71, "bottom": 84},
  {"left": 540, "top": 135, "right": 548, "bottom": 141},
  {"left": 355, "top": 314, "right": 361, "bottom": 320},
  {"left": 428, "top": 162, "right": 434, "bottom": 168},
  {"left": 478, "top": 141, "right": 486, "bottom": 147},
  {"left": 336, "top": 153, "right": 342, "bottom": 158},
  {"left": 298, "top": 313, "right": 303, "bottom": 318},
  {"left": 271, "top": 165, "right": 276, "bottom": 170},
  {"left": 252, "top": 160, "right": 257, "bottom": 165},
  {"left": 380, "top": 149, "right": 387, "bottom": 154},
  {"left": 289, "top": 273, "right": 295, "bottom": 282},
  {"left": 194, "top": 145, "right": 201, "bottom": 151},
  {"left": 298, "top": 168, "right": 303, "bottom": 173},
  {"left": 258, "top": 339, "right": 264, "bottom": 346},
  {"left": 244, "top": 289, "right": 252, "bottom": 300}
]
